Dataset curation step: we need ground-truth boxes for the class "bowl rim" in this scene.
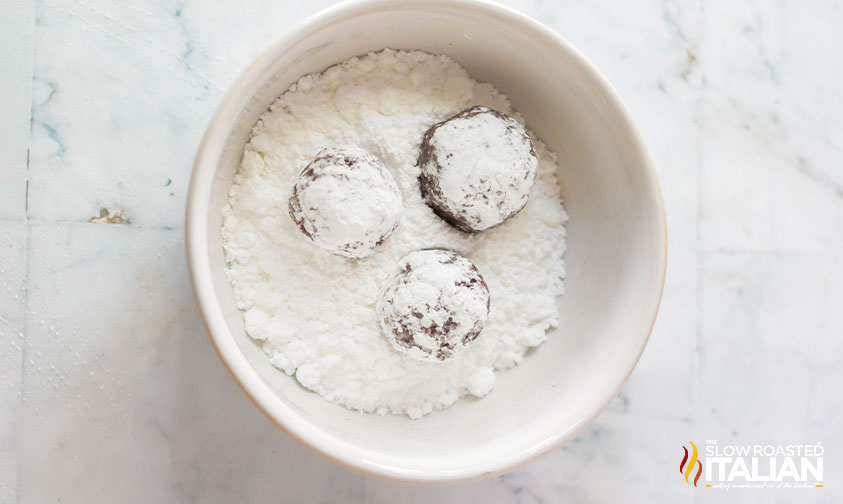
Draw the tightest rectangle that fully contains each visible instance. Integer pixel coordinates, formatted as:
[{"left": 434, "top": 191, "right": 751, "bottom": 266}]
[{"left": 186, "top": 0, "right": 667, "bottom": 484}]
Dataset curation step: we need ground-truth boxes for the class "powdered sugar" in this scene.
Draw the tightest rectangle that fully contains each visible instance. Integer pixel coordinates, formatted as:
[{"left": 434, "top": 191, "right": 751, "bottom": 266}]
[{"left": 221, "top": 49, "right": 568, "bottom": 418}]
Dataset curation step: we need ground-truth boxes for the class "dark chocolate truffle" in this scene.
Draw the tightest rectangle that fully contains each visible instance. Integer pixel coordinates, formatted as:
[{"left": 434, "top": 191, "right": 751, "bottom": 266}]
[
  {"left": 376, "top": 249, "right": 490, "bottom": 362},
  {"left": 289, "top": 146, "right": 403, "bottom": 258},
  {"left": 419, "top": 106, "right": 538, "bottom": 232}
]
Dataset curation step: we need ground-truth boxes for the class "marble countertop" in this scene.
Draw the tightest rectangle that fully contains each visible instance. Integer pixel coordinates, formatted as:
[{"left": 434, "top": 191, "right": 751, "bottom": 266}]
[{"left": 1, "top": 0, "right": 841, "bottom": 502}]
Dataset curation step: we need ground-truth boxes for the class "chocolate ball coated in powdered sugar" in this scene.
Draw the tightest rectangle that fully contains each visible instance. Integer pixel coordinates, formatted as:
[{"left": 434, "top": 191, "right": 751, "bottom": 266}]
[
  {"left": 419, "top": 106, "right": 538, "bottom": 232},
  {"left": 376, "top": 249, "right": 490, "bottom": 362},
  {"left": 289, "top": 146, "right": 403, "bottom": 258}
]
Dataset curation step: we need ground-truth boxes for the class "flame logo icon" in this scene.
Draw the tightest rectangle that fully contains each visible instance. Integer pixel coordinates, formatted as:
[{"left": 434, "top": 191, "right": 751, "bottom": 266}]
[{"left": 680, "top": 441, "right": 703, "bottom": 487}]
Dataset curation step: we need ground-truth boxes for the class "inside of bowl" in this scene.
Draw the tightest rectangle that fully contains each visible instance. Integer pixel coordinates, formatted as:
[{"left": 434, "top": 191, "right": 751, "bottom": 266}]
[{"left": 201, "top": 1, "right": 664, "bottom": 478}]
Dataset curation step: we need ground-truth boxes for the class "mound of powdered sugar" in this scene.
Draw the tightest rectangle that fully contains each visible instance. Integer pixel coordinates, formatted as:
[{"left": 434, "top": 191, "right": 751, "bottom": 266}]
[{"left": 221, "top": 49, "right": 568, "bottom": 419}]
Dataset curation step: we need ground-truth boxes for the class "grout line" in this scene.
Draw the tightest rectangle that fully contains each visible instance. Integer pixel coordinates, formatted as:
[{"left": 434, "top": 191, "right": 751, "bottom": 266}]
[
  {"left": 20, "top": 219, "right": 182, "bottom": 231},
  {"left": 16, "top": 2, "right": 36, "bottom": 502},
  {"left": 24, "top": 150, "right": 29, "bottom": 214},
  {"left": 693, "top": 1, "right": 707, "bottom": 503},
  {"left": 0, "top": 217, "right": 183, "bottom": 232}
]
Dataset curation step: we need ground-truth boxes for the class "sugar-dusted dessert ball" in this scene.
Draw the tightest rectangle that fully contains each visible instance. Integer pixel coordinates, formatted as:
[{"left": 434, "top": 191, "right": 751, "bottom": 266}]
[
  {"left": 419, "top": 106, "right": 538, "bottom": 232},
  {"left": 376, "top": 249, "right": 490, "bottom": 362},
  {"left": 289, "top": 146, "right": 403, "bottom": 258}
]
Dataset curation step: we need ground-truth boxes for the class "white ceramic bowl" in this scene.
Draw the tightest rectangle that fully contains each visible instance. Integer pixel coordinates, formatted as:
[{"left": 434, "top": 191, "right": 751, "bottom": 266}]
[{"left": 186, "top": 0, "right": 666, "bottom": 483}]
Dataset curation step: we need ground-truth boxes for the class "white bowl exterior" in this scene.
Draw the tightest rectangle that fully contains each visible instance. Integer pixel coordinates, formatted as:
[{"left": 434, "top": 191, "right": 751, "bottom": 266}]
[{"left": 187, "top": 0, "right": 666, "bottom": 483}]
